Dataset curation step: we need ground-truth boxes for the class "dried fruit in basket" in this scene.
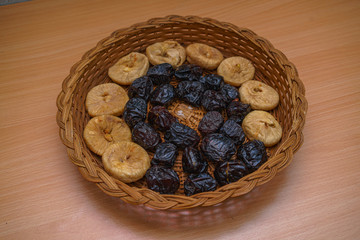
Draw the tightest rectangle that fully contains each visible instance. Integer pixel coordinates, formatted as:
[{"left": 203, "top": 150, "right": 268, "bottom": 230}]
[
  {"left": 182, "top": 146, "right": 208, "bottom": 174},
  {"left": 199, "top": 74, "right": 224, "bottom": 91},
  {"left": 217, "top": 56, "right": 255, "bottom": 87},
  {"left": 237, "top": 140, "right": 268, "bottom": 172},
  {"left": 200, "top": 133, "right": 236, "bottom": 164},
  {"left": 151, "top": 142, "right": 178, "bottom": 167},
  {"left": 186, "top": 43, "right": 223, "bottom": 70},
  {"left": 108, "top": 52, "right": 149, "bottom": 85},
  {"left": 85, "top": 83, "right": 129, "bottom": 117},
  {"left": 146, "top": 40, "right": 186, "bottom": 68},
  {"left": 175, "top": 80, "right": 205, "bottom": 107},
  {"left": 146, "top": 63, "right": 174, "bottom": 85},
  {"left": 132, "top": 122, "right": 161, "bottom": 151},
  {"left": 145, "top": 165, "right": 180, "bottom": 194},
  {"left": 150, "top": 83, "right": 176, "bottom": 106},
  {"left": 219, "top": 119, "right": 245, "bottom": 146},
  {"left": 164, "top": 122, "right": 200, "bottom": 149},
  {"left": 123, "top": 97, "right": 147, "bottom": 128},
  {"left": 197, "top": 111, "right": 224, "bottom": 136},
  {"left": 174, "top": 64, "right": 203, "bottom": 81},
  {"left": 220, "top": 83, "right": 240, "bottom": 104},
  {"left": 127, "top": 76, "right": 153, "bottom": 101},
  {"left": 83, "top": 115, "right": 131, "bottom": 156},
  {"left": 214, "top": 161, "right": 248, "bottom": 186},
  {"left": 184, "top": 173, "right": 217, "bottom": 196},
  {"left": 201, "top": 90, "right": 227, "bottom": 112},
  {"left": 148, "top": 105, "right": 177, "bottom": 131},
  {"left": 102, "top": 142, "right": 150, "bottom": 183}
]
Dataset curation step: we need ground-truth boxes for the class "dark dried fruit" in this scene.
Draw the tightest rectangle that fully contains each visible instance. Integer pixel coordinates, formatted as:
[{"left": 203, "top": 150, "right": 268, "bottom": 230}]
[
  {"left": 148, "top": 106, "right": 177, "bottom": 131},
  {"left": 220, "top": 83, "right": 240, "bottom": 104},
  {"left": 198, "top": 111, "right": 224, "bottom": 136},
  {"left": 127, "top": 76, "right": 153, "bottom": 101},
  {"left": 219, "top": 119, "right": 245, "bottom": 145},
  {"left": 174, "top": 64, "right": 203, "bottom": 81},
  {"left": 201, "top": 90, "right": 227, "bottom": 112},
  {"left": 132, "top": 122, "right": 161, "bottom": 151},
  {"left": 176, "top": 81, "right": 205, "bottom": 106},
  {"left": 165, "top": 122, "right": 200, "bottom": 149},
  {"left": 237, "top": 140, "right": 268, "bottom": 172},
  {"left": 123, "top": 97, "right": 147, "bottom": 128},
  {"left": 227, "top": 100, "right": 251, "bottom": 118},
  {"left": 150, "top": 84, "right": 175, "bottom": 106},
  {"left": 147, "top": 63, "right": 174, "bottom": 85},
  {"left": 182, "top": 147, "right": 208, "bottom": 173},
  {"left": 201, "top": 133, "right": 236, "bottom": 163},
  {"left": 145, "top": 165, "right": 180, "bottom": 194},
  {"left": 214, "top": 161, "right": 248, "bottom": 186},
  {"left": 184, "top": 173, "right": 217, "bottom": 196},
  {"left": 151, "top": 142, "right": 178, "bottom": 167},
  {"left": 228, "top": 115, "right": 246, "bottom": 125},
  {"left": 199, "top": 74, "right": 224, "bottom": 91}
]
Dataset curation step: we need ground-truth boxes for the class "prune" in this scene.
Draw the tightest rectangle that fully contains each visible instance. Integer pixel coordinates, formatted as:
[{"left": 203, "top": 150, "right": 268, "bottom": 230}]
[
  {"left": 132, "top": 122, "right": 161, "bottom": 151},
  {"left": 182, "top": 147, "right": 208, "bottom": 173},
  {"left": 148, "top": 106, "right": 177, "bottom": 131},
  {"left": 219, "top": 119, "right": 245, "bottom": 145},
  {"left": 151, "top": 142, "right": 178, "bottom": 167},
  {"left": 214, "top": 161, "right": 248, "bottom": 186},
  {"left": 150, "top": 84, "right": 175, "bottom": 106},
  {"left": 123, "top": 97, "right": 147, "bottom": 128},
  {"left": 201, "top": 133, "right": 236, "bottom": 163},
  {"left": 237, "top": 140, "right": 268, "bottom": 172},
  {"left": 227, "top": 100, "right": 251, "bottom": 118},
  {"left": 176, "top": 81, "right": 205, "bottom": 106},
  {"left": 174, "top": 64, "right": 203, "bottom": 81},
  {"left": 201, "top": 90, "right": 227, "bottom": 112},
  {"left": 147, "top": 63, "right": 174, "bottom": 85},
  {"left": 184, "top": 173, "right": 217, "bottom": 196},
  {"left": 199, "top": 74, "right": 224, "bottom": 91},
  {"left": 165, "top": 122, "right": 200, "bottom": 149},
  {"left": 198, "top": 111, "right": 224, "bottom": 136},
  {"left": 145, "top": 165, "right": 180, "bottom": 194},
  {"left": 228, "top": 115, "right": 246, "bottom": 125},
  {"left": 127, "top": 76, "right": 153, "bottom": 101},
  {"left": 220, "top": 83, "right": 240, "bottom": 104}
]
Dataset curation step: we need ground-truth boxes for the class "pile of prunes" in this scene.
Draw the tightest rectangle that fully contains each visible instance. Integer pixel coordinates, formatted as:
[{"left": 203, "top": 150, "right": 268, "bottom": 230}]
[{"left": 124, "top": 63, "right": 268, "bottom": 196}]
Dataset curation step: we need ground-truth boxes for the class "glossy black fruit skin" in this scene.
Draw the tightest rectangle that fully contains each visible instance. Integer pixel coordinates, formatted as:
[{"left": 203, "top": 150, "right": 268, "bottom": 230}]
[
  {"left": 145, "top": 165, "right": 180, "bottom": 194},
  {"left": 227, "top": 100, "right": 251, "bottom": 118},
  {"left": 127, "top": 76, "right": 153, "bottom": 101},
  {"left": 150, "top": 84, "right": 176, "bottom": 106},
  {"left": 174, "top": 64, "right": 203, "bottom": 81},
  {"left": 164, "top": 122, "right": 200, "bottom": 149},
  {"left": 151, "top": 142, "right": 178, "bottom": 167},
  {"left": 198, "top": 111, "right": 224, "bottom": 136},
  {"left": 148, "top": 106, "right": 177, "bottom": 131},
  {"left": 147, "top": 63, "right": 174, "bottom": 85},
  {"left": 201, "top": 133, "right": 236, "bottom": 164},
  {"left": 132, "top": 122, "right": 161, "bottom": 151},
  {"left": 214, "top": 161, "right": 248, "bottom": 186},
  {"left": 184, "top": 173, "right": 217, "bottom": 196},
  {"left": 237, "top": 140, "right": 268, "bottom": 172},
  {"left": 182, "top": 147, "right": 208, "bottom": 173},
  {"left": 220, "top": 84, "right": 240, "bottom": 104},
  {"left": 219, "top": 119, "right": 245, "bottom": 146},
  {"left": 123, "top": 97, "right": 147, "bottom": 128},
  {"left": 176, "top": 81, "right": 205, "bottom": 106},
  {"left": 199, "top": 74, "right": 224, "bottom": 91},
  {"left": 201, "top": 90, "right": 227, "bottom": 112}
]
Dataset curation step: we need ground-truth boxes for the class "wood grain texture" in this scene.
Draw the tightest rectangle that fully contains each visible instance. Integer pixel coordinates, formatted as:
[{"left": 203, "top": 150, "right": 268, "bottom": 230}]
[{"left": 0, "top": 0, "right": 359, "bottom": 239}]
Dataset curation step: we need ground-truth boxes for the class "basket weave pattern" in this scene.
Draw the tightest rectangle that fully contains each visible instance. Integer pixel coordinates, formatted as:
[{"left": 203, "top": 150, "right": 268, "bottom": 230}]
[{"left": 56, "top": 15, "right": 307, "bottom": 210}]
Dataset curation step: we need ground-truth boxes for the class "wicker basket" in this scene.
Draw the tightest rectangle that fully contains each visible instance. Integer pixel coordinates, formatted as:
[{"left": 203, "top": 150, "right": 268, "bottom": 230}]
[{"left": 56, "top": 15, "right": 307, "bottom": 210}]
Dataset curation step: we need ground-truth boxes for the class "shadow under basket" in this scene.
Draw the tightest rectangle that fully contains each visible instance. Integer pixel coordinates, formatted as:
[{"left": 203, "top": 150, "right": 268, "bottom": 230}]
[{"left": 56, "top": 15, "right": 308, "bottom": 210}]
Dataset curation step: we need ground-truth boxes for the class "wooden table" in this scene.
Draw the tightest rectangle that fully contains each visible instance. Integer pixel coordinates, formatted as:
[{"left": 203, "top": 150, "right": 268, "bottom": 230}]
[{"left": 1, "top": 0, "right": 359, "bottom": 239}]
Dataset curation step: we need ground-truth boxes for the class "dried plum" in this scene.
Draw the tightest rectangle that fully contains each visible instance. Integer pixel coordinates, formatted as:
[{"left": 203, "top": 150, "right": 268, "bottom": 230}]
[
  {"left": 201, "top": 133, "right": 236, "bottom": 163},
  {"left": 145, "top": 165, "right": 180, "bottom": 194},
  {"left": 165, "top": 122, "right": 200, "bottom": 149},
  {"left": 151, "top": 142, "right": 178, "bottom": 167},
  {"left": 150, "top": 84, "right": 175, "bottom": 106},
  {"left": 227, "top": 100, "right": 251, "bottom": 118},
  {"left": 127, "top": 76, "right": 153, "bottom": 101},
  {"left": 214, "top": 161, "right": 248, "bottom": 186},
  {"left": 201, "top": 90, "right": 227, "bottom": 112},
  {"left": 219, "top": 119, "right": 245, "bottom": 145},
  {"left": 132, "top": 122, "right": 161, "bottom": 151},
  {"left": 220, "top": 83, "right": 240, "bottom": 104},
  {"left": 237, "top": 140, "right": 268, "bottom": 172},
  {"left": 176, "top": 81, "right": 205, "bottom": 106},
  {"left": 182, "top": 147, "right": 208, "bottom": 173},
  {"left": 198, "top": 111, "right": 224, "bottom": 136},
  {"left": 174, "top": 64, "right": 203, "bottom": 81},
  {"left": 199, "top": 74, "right": 224, "bottom": 91},
  {"left": 148, "top": 106, "right": 177, "bottom": 131},
  {"left": 228, "top": 115, "right": 246, "bottom": 125},
  {"left": 184, "top": 173, "right": 217, "bottom": 196},
  {"left": 147, "top": 63, "right": 174, "bottom": 85},
  {"left": 123, "top": 97, "right": 147, "bottom": 128}
]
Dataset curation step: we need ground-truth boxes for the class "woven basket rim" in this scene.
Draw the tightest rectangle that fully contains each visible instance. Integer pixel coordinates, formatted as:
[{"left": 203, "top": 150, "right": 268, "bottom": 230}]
[{"left": 56, "top": 15, "right": 308, "bottom": 210}]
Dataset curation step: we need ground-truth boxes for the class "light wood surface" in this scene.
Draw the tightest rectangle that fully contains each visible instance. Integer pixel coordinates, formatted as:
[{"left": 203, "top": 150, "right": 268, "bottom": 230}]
[{"left": 1, "top": 0, "right": 359, "bottom": 239}]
